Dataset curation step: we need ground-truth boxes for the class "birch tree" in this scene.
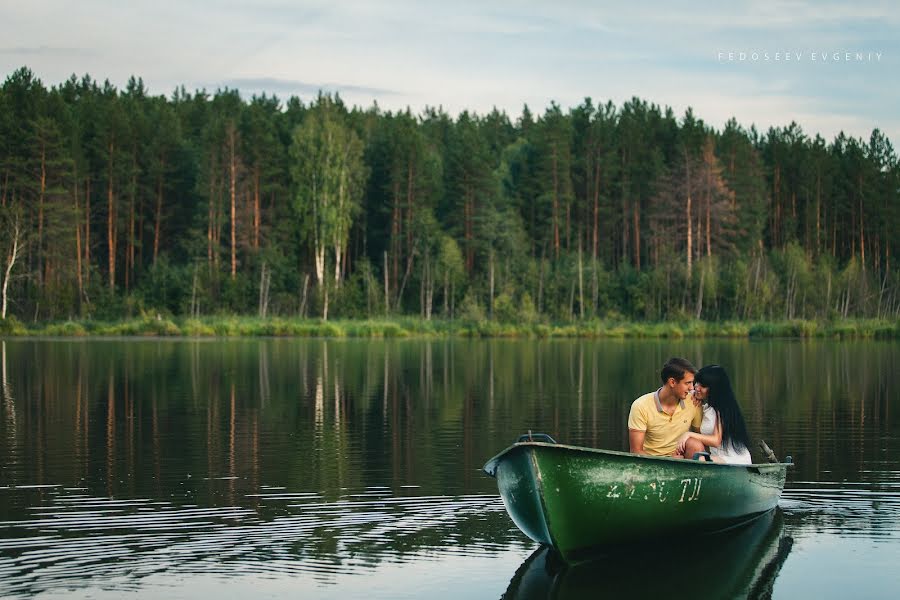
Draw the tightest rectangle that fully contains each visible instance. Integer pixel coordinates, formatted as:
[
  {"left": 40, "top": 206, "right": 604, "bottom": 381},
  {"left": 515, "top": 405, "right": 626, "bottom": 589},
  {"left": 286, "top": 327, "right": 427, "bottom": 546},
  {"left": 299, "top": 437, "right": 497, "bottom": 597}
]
[
  {"left": 290, "top": 95, "right": 366, "bottom": 318},
  {"left": 0, "top": 204, "right": 23, "bottom": 319}
]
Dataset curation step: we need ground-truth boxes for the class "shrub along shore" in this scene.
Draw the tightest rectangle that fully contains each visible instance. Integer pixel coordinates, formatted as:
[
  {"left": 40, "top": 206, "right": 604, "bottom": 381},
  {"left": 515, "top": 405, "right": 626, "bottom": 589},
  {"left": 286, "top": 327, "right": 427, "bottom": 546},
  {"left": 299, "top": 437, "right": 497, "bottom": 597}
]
[{"left": 1, "top": 316, "right": 897, "bottom": 339}]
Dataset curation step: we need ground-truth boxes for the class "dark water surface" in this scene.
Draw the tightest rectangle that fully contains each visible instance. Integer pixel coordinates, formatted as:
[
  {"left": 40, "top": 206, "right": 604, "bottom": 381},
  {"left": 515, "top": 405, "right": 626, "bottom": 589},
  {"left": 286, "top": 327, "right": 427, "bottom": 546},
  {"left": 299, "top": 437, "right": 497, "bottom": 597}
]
[{"left": 1, "top": 338, "right": 898, "bottom": 598}]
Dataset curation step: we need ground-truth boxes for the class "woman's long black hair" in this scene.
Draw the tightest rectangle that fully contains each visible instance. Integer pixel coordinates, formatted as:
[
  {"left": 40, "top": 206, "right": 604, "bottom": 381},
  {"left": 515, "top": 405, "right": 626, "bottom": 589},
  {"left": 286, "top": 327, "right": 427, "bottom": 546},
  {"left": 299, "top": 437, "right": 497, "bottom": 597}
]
[{"left": 695, "top": 365, "right": 751, "bottom": 452}]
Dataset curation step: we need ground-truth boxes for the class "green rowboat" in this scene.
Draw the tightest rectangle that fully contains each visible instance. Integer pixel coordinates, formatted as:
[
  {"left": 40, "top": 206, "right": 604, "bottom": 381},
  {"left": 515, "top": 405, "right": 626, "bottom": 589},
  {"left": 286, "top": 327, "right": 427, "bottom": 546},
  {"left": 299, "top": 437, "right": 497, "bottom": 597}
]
[{"left": 483, "top": 435, "right": 792, "bottom": 562}]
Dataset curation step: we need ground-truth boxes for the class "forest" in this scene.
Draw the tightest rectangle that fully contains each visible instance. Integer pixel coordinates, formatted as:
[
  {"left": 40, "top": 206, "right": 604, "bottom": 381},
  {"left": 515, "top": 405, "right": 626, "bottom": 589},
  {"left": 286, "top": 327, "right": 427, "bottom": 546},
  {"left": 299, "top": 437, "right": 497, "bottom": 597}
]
[{"left": 1, "top": 66, "right": 898, "bottom": 327}]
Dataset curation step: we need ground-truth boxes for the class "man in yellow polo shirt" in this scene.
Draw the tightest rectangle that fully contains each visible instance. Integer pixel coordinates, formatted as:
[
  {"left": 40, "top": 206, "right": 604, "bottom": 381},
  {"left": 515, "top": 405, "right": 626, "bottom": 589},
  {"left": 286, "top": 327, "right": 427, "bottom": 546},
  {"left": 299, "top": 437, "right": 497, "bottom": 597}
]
[{"left": 628, "top": 357, "right": 703, "bottom": 457}]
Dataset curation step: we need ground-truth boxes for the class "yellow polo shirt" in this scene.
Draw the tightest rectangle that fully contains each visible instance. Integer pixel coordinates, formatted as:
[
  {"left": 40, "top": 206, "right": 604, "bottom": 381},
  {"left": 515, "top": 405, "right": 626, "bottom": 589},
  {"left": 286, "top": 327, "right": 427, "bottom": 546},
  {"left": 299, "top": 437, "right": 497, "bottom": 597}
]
[{"left": 628, "top": 389, "right": 702, "bottom": 456}]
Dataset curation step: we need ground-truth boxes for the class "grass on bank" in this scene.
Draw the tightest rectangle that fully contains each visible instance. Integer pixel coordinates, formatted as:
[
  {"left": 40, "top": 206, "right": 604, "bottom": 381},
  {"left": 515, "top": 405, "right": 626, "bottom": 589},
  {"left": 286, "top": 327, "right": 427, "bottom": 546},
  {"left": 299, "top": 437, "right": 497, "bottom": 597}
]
[{"left": 1, "top": 315, "right": 898, "bottom": 339}]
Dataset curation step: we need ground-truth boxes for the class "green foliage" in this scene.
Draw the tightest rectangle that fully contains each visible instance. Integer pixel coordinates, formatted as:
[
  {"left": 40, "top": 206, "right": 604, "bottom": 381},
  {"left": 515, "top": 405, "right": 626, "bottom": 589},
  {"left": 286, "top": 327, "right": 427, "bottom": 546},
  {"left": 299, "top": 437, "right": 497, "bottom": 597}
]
[
  {"left": 492, "top": 291, "right": 517, "bottom": 323},
  {"left": 519, "top": 292, "right": 539, "bottom": 324},
  {"left": 0, "top": 316, "right": 27, "bottom": 335},
  {"left": 0, "top": 68, "right": 897, "bottom": 326},
  {"left": 330, "top": 272, "right": 369, "bottom": 319},
  {"left": 458, "top": 290, "right": 486, "bottom": 322},
  {"left": 136, "top": 257, "right": 191, "bottom": 315},
  {"left": 181, "top": 319, "right": 215, "bottom": 336}
]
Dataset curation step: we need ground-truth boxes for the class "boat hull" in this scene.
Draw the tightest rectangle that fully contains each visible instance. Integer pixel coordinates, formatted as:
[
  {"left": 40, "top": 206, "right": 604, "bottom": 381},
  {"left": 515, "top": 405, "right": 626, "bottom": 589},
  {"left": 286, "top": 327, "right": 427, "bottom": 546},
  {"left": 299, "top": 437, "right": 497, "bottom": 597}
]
[{"left": 483, "top": 441, "right": 789, "bottom": 561}]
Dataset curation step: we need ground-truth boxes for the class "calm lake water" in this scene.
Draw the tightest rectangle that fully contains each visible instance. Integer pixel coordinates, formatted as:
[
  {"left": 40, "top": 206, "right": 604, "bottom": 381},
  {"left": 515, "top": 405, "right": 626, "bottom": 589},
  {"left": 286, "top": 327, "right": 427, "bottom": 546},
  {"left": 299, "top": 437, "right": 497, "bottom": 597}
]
[{"left": 1, "top": 338, "right": 898, "bottom": 599}]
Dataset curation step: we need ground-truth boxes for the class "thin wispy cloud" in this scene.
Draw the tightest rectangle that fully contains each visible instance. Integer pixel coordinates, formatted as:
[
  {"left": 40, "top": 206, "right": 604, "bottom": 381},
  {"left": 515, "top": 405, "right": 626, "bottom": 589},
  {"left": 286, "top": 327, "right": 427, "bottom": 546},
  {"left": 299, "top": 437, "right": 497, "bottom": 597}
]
[
  {"left": 210, "top": 77, "right": 399, "bottom": 98},
  {"left": 0, "top": 46, "right": 93, "bottom": 57}
]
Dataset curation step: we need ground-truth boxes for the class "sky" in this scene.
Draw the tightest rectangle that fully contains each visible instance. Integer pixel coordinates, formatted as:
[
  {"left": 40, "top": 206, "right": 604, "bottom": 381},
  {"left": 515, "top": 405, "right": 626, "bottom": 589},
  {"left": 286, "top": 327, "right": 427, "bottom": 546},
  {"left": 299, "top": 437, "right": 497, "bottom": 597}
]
[{"left": 2, "top": 0, "right": 897, "bottom": 146}]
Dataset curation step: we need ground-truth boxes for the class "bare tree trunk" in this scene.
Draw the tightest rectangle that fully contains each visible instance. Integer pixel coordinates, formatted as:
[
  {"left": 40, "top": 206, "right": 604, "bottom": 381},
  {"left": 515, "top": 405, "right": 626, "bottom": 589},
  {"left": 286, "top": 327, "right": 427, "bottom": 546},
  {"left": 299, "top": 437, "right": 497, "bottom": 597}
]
[
  {"left": 253, "top": 166, "right": 260, "bottom": 250},
  {"left": 153, "top": 168, "right": 163, "bottom": 266},
  {"left": 633, "top": 202, "right": 640, "bottom": 268},
  {"left": 537, "top": 254, "right": 544, "bottom": 314},
  {"left": 859, "top": 176, "right": 865, "bottom": 271},
  {"left": 2, "top": 214, "right": 21, "bottom": 319},
  {"left": 421, "top": 248, "right": 432, "bottom": 321},
  {"left": 443, "top": 271, "right": 449, "bottom": 317},
  {"left": 38, "top": 142, "right": 46, "bottom": 286},
  {"left": 207, "top": 157, "right": 215, "bottom": 273},
  {"left": 878, "top": 268, "right": 888, "bottom": 319},
  {"left": 74, "top": 172, "right": 83, "bottom": 302},
  {"left": 832, "top": 209, "right": 837, "bottom": 258},
  {"left": 406, "top": 161, "right": 415, "bottom": 285},
  {"left": 85, "top": 178, "right": 91, "bottom": 285},
  {"left": 299, "top": 274, "right": 309, "bottom": 318},
  {"left": 343, "top": 238, "right": 351, "bottom": 280},
  {"left": 464, "top": 191, "right": 474, "bottom": 272},
  {"left": 696, "top": 212, "right": 702, "bottom": 266},
  {"left": 107, "top": 139, "right": 116, "bottom": 291},
  {"left": 695, "top": 265, "right": 705, "bottom": 319},
  {"left": 592, "top": 159, "right": 600, "bottom": 260},
  {"left": 685, "top": 149, "right": 693, "bottom": 278},
  {"left": 450, "top": 279, "right": 455, "bottom": 319},
  {"left": 705, "top": 178, "right": 711, "bottom": 257},
  {"left": 426, "top": 259, "right": 433, "bottom": 320},
  {"left": 568, "top": 276, "right": 576, "bottom": 319},
  {"left": 383, "top": 251, "right": 389, "bottom": 316},
  {"left": 578, "top": 242, "right": 584, "bottom": 319},
  {"left": 229, "top": 125, "right": 237, "bottom": 280},
  {"left": 552, "top": 146, "right": 560, "bottom": 260},
  {"left": 621, "top": 152, "right": 629, "bottom": 267},
  {"left": 773, "top": 164, "right": 781, "bottom": 247},
  {"left": 137, "top": 179, "right": 144, "bottom": 275},
  {"left": 815, "top": 171, "right": 822, "bottom": 255},
  {"left": 420, "top": 253, "right": 425, "bottom": 320},
  {"left": 190, "top": 266, "right": 199, "bottom": 318},
  {"left": 333, "top": 242, "right": 343, "bottom": 287},
  {"left": 395, "top": 246, "right": 416, "bottom": 311},
  {"left": 126, "top": 162, "right": 136, "bottom": 292},
  {"left": 258, "top": 263, "right": 265, "bottom": 317},
  {"left": 258, "top": 263, "right": 270, "bottom": 318},
  {"left": 391, "top": 182, "right": 401, "bottom": 289},
  {"left": 488, "top": 251, "right": 494, "bottom": 320}
]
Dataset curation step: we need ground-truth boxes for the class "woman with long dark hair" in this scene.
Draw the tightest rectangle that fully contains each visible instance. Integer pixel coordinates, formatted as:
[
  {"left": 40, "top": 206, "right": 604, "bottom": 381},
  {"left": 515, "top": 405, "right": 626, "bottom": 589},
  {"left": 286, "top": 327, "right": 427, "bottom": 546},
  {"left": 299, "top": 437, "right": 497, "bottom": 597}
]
[{"left": 676, "top": 365, "right": 752, "bottom": 464}]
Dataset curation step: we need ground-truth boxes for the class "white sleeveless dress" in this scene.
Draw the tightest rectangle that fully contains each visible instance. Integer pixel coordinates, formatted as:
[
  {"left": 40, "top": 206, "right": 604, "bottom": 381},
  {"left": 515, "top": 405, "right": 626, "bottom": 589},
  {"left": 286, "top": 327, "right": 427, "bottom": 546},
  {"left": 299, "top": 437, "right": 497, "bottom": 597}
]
[{"left": 701, "top": 405, "right": 752, "bottom": 464}]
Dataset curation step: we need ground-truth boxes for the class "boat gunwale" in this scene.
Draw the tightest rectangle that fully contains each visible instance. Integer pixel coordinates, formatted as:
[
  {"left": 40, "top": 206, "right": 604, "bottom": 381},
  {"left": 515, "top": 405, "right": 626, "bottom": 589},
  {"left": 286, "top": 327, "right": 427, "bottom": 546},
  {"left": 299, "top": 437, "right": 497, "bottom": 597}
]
[{"left": 483, "top": 441, "right": 793, "bottom": 477}]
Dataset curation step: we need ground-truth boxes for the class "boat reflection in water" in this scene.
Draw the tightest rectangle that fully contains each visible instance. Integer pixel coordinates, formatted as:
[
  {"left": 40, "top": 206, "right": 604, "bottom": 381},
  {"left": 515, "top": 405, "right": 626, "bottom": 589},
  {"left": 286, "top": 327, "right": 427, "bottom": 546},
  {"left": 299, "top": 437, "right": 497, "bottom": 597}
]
[{"left": 502, "top": 508, "right": 792, "bottom": 600}]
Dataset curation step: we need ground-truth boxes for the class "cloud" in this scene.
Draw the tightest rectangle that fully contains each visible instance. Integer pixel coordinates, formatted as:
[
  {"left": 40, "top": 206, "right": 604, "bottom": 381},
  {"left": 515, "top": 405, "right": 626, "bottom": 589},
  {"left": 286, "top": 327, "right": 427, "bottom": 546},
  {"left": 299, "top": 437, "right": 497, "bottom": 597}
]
[
  {"left": 0, "top": 46, "right": 93, "bottom": 57},
  {"left": 0, "top": 1, "right": 895, "bottom": 145},
  {"left": 208, "top": 77, "right": 399, "bottom": 99}
]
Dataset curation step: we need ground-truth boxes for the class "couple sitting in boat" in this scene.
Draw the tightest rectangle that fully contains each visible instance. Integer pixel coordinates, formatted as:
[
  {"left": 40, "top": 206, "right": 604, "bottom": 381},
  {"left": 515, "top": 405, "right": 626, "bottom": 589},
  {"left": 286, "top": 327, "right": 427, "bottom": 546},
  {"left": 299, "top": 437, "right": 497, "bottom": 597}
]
[{"left": 627, "top": 357, "right": 752, "bottom": 464}]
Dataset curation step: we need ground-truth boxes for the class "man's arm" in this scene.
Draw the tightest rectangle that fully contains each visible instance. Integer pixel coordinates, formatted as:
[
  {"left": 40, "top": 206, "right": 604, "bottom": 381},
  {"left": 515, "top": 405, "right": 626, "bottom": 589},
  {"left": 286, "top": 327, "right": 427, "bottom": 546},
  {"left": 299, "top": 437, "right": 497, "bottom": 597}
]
[
  {"left": 629, "top": 429, "right": 646, "bottom": 454},
  {"left": 676, "top": 420, "right": 723, "bottom": 454}
]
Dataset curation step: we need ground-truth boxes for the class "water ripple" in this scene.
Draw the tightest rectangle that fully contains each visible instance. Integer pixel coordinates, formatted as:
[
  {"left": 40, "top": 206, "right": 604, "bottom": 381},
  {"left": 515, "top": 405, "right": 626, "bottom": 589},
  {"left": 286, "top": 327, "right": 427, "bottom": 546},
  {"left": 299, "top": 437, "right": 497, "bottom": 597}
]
[
  {"left": 0, "top": 487, "right": 514, "bottom": 599},
  {"left": 781, "top": 481, "right": 900, "bottom": 539}
]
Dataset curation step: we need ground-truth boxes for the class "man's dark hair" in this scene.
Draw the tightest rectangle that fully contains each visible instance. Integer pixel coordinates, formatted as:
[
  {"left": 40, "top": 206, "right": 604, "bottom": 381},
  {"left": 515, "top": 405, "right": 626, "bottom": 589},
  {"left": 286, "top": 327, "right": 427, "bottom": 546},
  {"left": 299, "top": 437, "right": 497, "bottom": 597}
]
[{"left": 660, "top": 357, "right": 697, "bottom": 383}]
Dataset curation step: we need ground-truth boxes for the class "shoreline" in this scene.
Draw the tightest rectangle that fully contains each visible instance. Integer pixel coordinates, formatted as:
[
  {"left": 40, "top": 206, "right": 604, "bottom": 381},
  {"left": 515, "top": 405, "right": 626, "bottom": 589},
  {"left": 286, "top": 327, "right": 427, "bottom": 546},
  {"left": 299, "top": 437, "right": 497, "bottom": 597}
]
[{"left": 2, "top": 316, "right": 898, "bottom": 339}]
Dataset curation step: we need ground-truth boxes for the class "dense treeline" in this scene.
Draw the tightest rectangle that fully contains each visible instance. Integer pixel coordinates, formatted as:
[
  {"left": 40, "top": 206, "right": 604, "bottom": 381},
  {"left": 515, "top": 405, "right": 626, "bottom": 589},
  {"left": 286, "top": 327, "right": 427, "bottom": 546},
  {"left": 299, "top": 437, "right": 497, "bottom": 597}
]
[{"left": 1, "top": 66, "right": 898, "bottom": 324}]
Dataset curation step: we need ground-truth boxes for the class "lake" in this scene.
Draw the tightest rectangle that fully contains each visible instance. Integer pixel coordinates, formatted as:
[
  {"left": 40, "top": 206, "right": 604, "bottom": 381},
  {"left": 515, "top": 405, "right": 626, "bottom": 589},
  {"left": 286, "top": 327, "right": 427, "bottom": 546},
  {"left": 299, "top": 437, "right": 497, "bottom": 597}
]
[{"left": 1, "top": 338, "right": 898, "bottom": 598}]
